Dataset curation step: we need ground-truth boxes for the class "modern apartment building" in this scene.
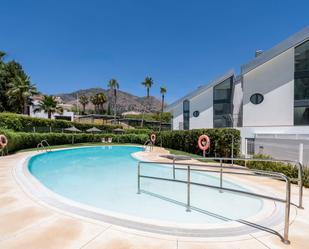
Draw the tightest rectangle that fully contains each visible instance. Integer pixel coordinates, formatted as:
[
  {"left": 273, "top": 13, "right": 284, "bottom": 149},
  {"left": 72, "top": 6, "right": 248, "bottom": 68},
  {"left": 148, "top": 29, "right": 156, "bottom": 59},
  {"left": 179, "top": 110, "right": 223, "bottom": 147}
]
[{"left": 166, "top": 26, "right": 309, "bottom": 163}]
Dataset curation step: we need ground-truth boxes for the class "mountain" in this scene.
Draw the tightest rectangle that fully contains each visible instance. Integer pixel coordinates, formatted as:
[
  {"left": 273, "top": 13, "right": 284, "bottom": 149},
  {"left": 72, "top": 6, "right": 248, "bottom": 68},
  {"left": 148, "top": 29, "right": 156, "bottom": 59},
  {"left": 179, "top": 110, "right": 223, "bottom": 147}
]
[{"left": 55, "top": 88, "right": 163, "bottom": 113}]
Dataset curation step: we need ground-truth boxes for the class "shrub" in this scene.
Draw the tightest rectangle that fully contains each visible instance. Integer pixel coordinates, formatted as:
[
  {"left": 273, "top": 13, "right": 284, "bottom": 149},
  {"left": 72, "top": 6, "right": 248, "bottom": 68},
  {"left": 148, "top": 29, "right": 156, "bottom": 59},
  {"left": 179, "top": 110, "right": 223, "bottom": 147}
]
[
  {"left": 156, "top": 128, "right": 240, "bottom": 158},
  {"left": 0, "top": 128, "right": 148, "bottom": 153},
  {"left": 236, "top": 154, "right": 309, "bottom": 188},
  {"left": 0, "top": 113, "right": 122, "bottom": 132},
  {"left": 124, "top": 129, "right": 152, "bottom": 135}
]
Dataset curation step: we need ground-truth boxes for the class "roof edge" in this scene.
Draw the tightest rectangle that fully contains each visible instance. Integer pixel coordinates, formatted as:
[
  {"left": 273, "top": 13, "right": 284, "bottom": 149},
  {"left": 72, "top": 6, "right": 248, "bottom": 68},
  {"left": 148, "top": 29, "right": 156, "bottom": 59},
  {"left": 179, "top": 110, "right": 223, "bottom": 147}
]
[
  {"left": 241, "top": 26, "right": 309, "bottom": 74},
  {"left": 165, "top": 70, "right": 235, "bottom": 112}
]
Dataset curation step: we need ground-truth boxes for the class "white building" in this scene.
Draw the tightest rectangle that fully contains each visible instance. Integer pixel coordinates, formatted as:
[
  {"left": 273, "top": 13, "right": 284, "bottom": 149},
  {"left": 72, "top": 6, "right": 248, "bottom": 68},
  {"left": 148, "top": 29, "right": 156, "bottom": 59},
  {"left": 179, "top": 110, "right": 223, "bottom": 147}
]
[
  {"left": 29, "top": 96, "right": 74, "bottom": 121},
  {"left": 166, "top": 26, "right": 309, "bottom": 163}
]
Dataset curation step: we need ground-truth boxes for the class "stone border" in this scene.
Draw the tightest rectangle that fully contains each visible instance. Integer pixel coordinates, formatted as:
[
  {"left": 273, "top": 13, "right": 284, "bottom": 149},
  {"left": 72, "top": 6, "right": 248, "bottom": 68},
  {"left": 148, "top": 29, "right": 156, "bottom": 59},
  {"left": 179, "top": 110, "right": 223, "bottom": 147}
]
[{"left": 13, "top": 146, "right": 292, "bottom": 238}]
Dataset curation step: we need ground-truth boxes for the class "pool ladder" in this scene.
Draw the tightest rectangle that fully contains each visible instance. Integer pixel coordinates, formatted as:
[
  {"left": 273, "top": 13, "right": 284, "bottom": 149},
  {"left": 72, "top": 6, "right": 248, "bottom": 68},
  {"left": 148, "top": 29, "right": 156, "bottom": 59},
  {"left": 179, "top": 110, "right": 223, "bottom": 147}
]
[
  {"left": 37, "top": 140, "right": 52, "bottom": 152},
  {"left": 143, "top": 139, "right": 153, "bottom": 152}
]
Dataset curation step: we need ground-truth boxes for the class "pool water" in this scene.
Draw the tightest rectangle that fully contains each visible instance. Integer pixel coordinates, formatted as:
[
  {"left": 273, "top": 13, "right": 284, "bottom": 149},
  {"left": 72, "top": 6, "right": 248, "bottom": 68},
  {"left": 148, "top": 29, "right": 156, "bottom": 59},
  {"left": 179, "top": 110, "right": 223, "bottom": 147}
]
[{"left": 28, "top": 146, "right": 263, "bottom": 224}]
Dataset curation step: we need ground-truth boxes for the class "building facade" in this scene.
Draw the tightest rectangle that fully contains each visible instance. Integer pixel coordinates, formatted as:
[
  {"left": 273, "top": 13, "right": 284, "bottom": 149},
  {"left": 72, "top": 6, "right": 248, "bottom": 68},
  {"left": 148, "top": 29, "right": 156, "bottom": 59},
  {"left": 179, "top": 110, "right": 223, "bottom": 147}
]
[{"left": 166, "top": 26, "right": 309, "bottom": 163}]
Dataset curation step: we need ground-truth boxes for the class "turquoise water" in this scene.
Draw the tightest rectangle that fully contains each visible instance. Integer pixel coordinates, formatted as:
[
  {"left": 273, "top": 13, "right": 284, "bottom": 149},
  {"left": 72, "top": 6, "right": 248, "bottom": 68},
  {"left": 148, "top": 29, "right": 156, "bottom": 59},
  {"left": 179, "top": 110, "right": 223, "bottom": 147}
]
[{"left": 28, "top": 146, "right": 263, "bottom": 224}]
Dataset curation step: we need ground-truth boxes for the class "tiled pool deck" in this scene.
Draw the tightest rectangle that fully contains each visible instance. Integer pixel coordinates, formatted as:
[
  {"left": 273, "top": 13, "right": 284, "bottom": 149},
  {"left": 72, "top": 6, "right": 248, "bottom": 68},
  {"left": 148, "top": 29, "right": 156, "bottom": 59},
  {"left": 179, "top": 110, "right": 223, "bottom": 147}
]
[{"left": 0, "top": 147, "right": 308, "bottom": 249}]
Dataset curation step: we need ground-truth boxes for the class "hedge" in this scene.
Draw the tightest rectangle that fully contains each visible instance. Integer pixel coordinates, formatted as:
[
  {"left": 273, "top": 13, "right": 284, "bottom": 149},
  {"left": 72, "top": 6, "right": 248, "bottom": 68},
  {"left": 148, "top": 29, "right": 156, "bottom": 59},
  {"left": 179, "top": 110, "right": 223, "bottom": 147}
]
[
  {"left": 0, "top": 128, "right": 148, "bottom": 153},
  {"left": 0, "top": 113, "right": 122, "bottom": 132},
  {"left": 156, "top": 128, "right": 240, "bottom": 158},
  {"left": 237, "top": 154, "right": 309, "bottom": 188}
]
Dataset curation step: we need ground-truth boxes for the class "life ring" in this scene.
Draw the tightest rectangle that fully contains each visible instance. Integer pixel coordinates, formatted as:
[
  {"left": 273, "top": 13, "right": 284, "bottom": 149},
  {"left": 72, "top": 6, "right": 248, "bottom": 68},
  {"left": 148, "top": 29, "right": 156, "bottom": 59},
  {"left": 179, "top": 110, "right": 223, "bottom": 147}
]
[
  {"left": 150, "top": 133, "right": 156, "bottom": 143},
  {"left": 0, "top": 135, "right": 8, "bottom": 149},
  {"left": 198, "top": 135, "right": 210, "bottom": 151}
]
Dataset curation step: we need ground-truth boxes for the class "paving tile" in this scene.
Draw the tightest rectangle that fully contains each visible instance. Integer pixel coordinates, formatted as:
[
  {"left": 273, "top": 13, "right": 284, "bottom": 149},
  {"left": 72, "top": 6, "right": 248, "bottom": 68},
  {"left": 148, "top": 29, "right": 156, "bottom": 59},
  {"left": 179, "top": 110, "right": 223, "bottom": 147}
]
[
  {"left": 0, "top": 216, "right": 106, "bottom": 249},
  {"left": 0, "top": 205, "right": 53, "bottom": 239},
  {"left": 177, "top": 239, "right": 267, "bottom": 249},
  {"left": 83, "top": 228, "right": 177, "bottom": 249}
]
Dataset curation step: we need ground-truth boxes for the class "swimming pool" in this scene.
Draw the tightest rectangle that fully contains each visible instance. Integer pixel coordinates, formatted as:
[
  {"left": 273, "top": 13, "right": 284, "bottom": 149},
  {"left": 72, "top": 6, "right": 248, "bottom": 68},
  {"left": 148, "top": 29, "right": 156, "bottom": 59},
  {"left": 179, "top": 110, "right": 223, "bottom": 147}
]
[{"left": 27, "top": 146, "right": 264, "bottom": 227}]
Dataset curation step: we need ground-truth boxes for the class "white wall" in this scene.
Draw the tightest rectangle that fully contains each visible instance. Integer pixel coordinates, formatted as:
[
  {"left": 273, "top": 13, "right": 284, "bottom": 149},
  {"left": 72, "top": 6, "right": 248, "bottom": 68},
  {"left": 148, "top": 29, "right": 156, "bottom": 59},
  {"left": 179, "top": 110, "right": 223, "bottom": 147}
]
[
  {"left": 232, "top": 79, "right": 243, "bottom": 127},
  {"left": 189, "top": 87, "right": 213, "bottom": 129},
  {"left": 243, "top": 48, "right": 294, "bottom": 127},
  {"left": 239, "top": 126, "right": 309, "bottom": 154}
]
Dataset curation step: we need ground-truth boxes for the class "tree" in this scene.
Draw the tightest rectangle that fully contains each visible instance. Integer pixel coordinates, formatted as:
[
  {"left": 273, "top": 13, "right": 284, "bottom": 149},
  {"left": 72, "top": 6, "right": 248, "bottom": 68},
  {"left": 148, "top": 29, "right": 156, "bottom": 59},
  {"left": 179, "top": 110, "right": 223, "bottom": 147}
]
[
  {"left": 79, "top": 95, "right": 89, "bottom": 114},
  {"left": 108, "top": 78, "right": 119, "bottom": 123},
  {"left": 6, "top": 75, "right": 38, "bottom": 114},
  {"left": 35, "top": 95, "right": 63, "bottom": 119},
  {"left": 96, "top": 92, "right": 107, "bottom": 114},
  {"left": 141, "top": 76, "right": 154, "bottom": 127},
  {"left": 0, "top": 55, "right": 30, "bottom": 113},
  {"left": 159, "top": 86, "right": 167, "bottom": 132},
  {"left": 142, "top": 76, "right": 153, "bottom": 98},
  {"left": 91, "top": 93, "right": 107, "bottom": 114}
]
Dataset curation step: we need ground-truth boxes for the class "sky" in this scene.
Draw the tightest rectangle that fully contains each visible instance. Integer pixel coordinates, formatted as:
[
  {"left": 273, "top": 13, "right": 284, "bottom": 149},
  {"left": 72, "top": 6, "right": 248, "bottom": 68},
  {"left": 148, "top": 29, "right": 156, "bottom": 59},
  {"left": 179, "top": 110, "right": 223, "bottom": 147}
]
[{"left": 1, "top": 0, "right": 309, "bottom": 103}]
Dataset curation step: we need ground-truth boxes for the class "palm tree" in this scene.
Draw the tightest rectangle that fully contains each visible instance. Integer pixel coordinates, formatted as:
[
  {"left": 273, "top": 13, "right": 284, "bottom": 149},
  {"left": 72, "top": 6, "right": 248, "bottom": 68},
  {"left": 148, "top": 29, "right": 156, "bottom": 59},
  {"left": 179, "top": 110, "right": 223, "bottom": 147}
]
[
  {"left": 141, "top": 76, "right": 154, "bottom": 127},
  {"left": 79, "top": 95, "right": 89, "bottom": 114},
  {"left": 35, "top": 95, "right": 63, "bottom": 119},
  {"left": 93, "top": 93, "right": 107, "bottom": 114},
  {"left": 90, "top": 94, "right": 99, "bottom": 113},
  {"left": 142, "top": 76, "right": 153, "bottom": 98},
  {"left": 159, "top": 86, "right": 167, "bottom": 132},
  {"left": 108, "top": 78, "right": 119, "bottom": 123},
  {"left": 7, "top": 75, "right": 38, "bottom": 115}
]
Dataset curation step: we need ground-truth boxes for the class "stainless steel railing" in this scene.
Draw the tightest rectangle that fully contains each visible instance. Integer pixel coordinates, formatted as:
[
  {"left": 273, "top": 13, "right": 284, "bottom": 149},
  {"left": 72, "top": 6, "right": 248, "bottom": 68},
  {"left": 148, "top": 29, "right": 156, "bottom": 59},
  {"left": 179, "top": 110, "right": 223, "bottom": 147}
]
[
  {"left": 137, "top": 157, "right": 304, "bottom": 244},
  {"left": 37, "top": 140, "right": 52, "bottom": 152},
  {"left": 143, "top": 139, "right": 153, "bottom": 152}
]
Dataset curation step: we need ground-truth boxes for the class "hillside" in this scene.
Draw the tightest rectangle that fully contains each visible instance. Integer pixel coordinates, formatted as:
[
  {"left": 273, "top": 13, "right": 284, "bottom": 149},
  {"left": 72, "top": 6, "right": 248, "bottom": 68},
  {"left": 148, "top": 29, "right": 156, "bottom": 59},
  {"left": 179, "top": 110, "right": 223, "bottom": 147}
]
[{"left": 55, "top": 88, "right": 163, "bottom": 113}]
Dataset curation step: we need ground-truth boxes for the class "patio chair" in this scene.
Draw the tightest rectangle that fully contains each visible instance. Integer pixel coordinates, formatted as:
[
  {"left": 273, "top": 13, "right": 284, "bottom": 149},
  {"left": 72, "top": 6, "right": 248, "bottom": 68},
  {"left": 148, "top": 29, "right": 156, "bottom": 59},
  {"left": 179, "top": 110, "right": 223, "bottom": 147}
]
[
  {"left": 108, "top": 137, "right": 112, "bottom": 143},
  {"left": 101, "top": 137, "right": 106, "bottom": 143}
]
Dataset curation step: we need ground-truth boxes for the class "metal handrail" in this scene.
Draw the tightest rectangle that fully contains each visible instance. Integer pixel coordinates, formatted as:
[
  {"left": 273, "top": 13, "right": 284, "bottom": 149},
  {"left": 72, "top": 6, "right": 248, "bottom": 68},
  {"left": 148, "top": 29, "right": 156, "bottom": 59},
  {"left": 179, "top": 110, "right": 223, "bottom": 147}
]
[
  {"left": 199, "top": 157, "right": 303, "bottom": 209},
  {"left": 37, "top": 140, "right": 52, "bottom": 152},
  {"left": 143, "top": 139, "right": 153, "bottom": 152},
  {"left": 136, "top": 157, "right": 304, "bottom": 244}
]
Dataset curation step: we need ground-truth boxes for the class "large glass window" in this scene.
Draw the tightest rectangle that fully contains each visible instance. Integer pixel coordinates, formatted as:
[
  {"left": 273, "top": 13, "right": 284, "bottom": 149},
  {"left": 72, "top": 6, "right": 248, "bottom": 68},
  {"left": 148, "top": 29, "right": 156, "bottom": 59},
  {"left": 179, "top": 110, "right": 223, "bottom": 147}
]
[
  {"left": 295, "top": 40, "right": 309, "bottom": 125},
  {"left": 213, "top": 77, "right": 233, "bottom": 128},
  {"left": 183, "top": 99, "right": 190, "bottom": 130}
]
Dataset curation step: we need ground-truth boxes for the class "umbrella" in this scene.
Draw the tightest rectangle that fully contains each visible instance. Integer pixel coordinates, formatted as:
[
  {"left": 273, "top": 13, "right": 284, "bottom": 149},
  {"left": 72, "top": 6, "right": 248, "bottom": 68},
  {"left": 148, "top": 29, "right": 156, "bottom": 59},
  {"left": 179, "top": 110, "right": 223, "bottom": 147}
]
[
  {"left": 113, "top": 128, "right": 125, "bottom": 134},
  {"left": 64, "top": 126, "right": 82, "bottom": 132},
  {"left": 86, "top": 127, "right": 102, "bottom": 133},
  {"left": 64, "top": 126, "right": 82, "bottom": 144}
]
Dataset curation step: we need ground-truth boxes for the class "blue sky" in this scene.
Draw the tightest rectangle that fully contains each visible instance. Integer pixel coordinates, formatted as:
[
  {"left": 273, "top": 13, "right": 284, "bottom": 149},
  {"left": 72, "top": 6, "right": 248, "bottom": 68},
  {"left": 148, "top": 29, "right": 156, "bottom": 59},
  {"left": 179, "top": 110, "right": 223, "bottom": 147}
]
[{"left": 1, "top": 0, "right": 308, "bottom": 103}]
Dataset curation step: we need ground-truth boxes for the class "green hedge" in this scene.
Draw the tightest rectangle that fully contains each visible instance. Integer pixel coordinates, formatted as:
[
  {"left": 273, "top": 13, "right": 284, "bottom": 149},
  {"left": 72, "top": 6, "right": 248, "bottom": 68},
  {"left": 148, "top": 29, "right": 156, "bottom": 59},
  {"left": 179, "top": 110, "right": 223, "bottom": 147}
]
[
  {"left": 237, "top": 154, "right": 309, "bottom": 188},
  {"left": 0, "top": 128, "right": 148, "bottom": 153},
  {"left": 0, "top": 113, "right": 122, "bottom": 132},
  {"left": 156, "top": 128, "right": 240, "bottom": 158}
]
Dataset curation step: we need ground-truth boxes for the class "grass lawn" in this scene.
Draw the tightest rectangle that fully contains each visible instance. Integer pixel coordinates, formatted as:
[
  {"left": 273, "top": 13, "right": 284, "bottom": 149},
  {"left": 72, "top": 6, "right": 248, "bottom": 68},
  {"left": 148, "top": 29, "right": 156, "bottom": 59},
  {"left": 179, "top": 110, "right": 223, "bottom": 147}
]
[{"left": 166, "top": 148, "right": 217, "bottom": 162}]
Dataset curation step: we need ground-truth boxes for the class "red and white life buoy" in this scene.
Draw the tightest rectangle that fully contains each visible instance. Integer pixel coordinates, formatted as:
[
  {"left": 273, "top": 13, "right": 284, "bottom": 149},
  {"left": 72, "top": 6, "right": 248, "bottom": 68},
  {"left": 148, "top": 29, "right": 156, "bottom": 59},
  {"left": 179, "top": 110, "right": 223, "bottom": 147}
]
[
  {"left": 0, "top": 135, "right": 8, "bottom": 149},
  {"left": 198, "top": 135, "right": 210, "bottom": 152},
  {"left": 150, "top": 133, "right": 156, "bottom": 143}
]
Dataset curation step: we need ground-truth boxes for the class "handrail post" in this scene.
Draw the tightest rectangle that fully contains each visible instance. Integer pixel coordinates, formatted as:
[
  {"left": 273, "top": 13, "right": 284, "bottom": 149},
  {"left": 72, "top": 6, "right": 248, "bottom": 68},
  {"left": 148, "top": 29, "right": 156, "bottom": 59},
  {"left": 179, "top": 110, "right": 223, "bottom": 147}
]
[
  {"left": 219, "top": 159, "right": 223, "bottom": 193},
  {"left": 137, "top": 162, "right": 141, "bottom": 194},
  {"left": 186, "top": 165, "right": 191, "bottom": 212},
  {"left": 283, "top": 177, "right": 291, "bottom": 244},
  {"left": 173, "top": 159, "right": 176, "bottom": 180},
  {"left": 298, "top": 162, "right": 304, "bottom": 209}
]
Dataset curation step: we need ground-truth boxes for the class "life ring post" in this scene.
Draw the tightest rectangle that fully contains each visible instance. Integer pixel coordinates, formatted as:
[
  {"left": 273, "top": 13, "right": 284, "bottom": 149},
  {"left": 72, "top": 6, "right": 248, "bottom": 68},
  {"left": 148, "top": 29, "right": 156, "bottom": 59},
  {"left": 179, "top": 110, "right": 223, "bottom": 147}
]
[{"left": 198, "top": 135, "right": 210, "bottom": 158}]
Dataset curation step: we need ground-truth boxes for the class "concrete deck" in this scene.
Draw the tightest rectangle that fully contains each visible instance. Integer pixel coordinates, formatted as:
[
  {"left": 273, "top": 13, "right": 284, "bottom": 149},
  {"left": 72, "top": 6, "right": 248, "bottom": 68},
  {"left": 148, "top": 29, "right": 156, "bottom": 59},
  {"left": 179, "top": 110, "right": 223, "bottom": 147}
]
[{"left": 0, "top": 146, "right": 308, "bottom": 249}]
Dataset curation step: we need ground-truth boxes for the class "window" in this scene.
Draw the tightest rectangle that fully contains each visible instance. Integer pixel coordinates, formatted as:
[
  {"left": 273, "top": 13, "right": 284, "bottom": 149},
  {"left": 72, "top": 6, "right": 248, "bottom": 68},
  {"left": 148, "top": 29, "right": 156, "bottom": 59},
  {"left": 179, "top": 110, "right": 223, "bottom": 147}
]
[
  {"left": 213, "top": 77, "right": 233, "bottom": 128},
  {"left": 183, "top": 100, "right": 190, "bottom": 130},
  {"left": 295, "top": 40, "right": 309, "bottom": 125},
  {"left": 295, "top": 40, "right": 309, "bottom": 73},
  {"left": 250, "top": 93, "right": 264, "bottom": 105},
  {"left": 246, "top": 138, "right": 255, "bottom": 155},
  {"left": 193, "top": 110, "right": 199, "bottom": 117}
]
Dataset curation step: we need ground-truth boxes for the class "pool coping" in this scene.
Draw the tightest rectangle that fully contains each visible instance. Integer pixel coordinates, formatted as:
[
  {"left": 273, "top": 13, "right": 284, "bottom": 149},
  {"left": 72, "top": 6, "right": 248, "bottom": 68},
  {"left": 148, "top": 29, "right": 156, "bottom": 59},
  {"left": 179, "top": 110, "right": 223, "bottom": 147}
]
[{"left": 13, "top": 145, "right": 296, "bottom": 238}]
